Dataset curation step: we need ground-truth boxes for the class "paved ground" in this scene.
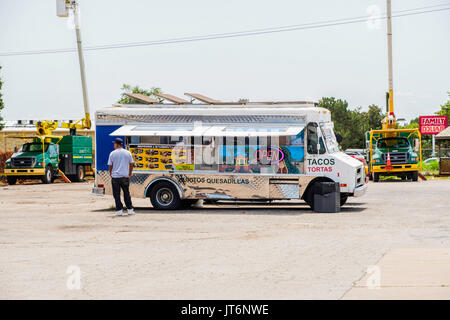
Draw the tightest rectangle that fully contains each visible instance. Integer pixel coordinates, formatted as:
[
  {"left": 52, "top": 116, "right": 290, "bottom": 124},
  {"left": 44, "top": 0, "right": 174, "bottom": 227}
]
[
  {"left": 343, "top": 248, "right": 450, "bottom": 299},
  {"left": 0, "top": 178, "right": 449, "bottom": 299}
]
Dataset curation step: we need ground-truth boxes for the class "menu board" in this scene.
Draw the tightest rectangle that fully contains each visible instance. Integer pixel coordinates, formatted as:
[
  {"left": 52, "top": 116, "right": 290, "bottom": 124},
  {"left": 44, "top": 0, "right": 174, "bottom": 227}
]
[{"left": 129, "top": 144, "right": 194, "bottom": 171}]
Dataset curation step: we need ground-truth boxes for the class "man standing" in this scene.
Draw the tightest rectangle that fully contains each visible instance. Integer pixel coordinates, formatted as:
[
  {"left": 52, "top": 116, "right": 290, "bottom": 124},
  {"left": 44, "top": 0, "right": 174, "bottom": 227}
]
[{"left": 108, "top": 138, "right": 135, "bottom": 216}]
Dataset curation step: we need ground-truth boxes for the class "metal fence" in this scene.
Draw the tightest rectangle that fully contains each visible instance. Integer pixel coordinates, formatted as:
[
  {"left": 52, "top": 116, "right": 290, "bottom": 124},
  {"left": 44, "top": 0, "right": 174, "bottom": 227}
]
[{"left": 422, "top": 148, "right": 450, "bottom": 160}]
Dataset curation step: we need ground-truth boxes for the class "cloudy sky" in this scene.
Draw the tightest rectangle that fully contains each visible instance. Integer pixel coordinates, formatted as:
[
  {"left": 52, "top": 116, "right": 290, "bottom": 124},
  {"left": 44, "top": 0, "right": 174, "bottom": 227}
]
[{"left": 0, "top": 0, "right": 449, "bottom": 122}]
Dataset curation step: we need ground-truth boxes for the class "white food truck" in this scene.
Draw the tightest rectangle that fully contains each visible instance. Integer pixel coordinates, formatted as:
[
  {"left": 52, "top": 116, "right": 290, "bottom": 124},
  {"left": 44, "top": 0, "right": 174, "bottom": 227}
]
[{"left": 92, "top": 98, "right": 367, "bottom": 211}]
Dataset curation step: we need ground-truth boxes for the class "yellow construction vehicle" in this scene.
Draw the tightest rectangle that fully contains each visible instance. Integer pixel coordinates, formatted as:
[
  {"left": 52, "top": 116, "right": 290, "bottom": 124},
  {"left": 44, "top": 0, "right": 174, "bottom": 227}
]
[{"left": 367, "top": 0, "right": 422, "bottom": 182}]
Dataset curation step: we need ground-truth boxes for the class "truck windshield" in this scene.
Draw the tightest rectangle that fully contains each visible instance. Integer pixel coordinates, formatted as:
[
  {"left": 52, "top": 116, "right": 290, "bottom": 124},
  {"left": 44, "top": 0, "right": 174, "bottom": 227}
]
[
  {"left": 319, "top": 122, "right": 339, "bottom": 153},
  {"left": 377, "top": 137, "right": 410, "bottom": 149},
  {"left": 22, "top": 143, "right": 49, "bottom": 153}
]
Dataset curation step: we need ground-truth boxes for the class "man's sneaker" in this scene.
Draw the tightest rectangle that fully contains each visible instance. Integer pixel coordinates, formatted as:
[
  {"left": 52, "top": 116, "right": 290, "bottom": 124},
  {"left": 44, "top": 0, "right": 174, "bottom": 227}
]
[
  {"left": 127, "top": 208, "right": 135, "bottom": 215},
  {"left": 115, "top": 210, "right": 123, "bottom": 216}
]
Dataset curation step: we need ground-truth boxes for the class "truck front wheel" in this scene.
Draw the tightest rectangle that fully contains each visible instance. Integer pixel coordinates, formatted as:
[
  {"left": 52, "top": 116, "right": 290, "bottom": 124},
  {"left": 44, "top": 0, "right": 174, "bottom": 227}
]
[
  {"left": 41, "top": 166, "right": 53, "bottom": 184},
  {"left": 7, "top": 176, "right": 17, "bottom": 185},
  {"left": 340, "top": 195, "right": 348, "bottom": 206},
  {"left": 411, "top": 171, "right": 419, "bottom": 182}
]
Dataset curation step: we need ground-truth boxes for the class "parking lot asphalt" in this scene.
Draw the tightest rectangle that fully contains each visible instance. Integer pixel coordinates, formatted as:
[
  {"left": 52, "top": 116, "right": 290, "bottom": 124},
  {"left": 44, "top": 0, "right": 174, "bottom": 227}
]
[{"left": 0, "top": 178, "right": 449, "bottom": 299}]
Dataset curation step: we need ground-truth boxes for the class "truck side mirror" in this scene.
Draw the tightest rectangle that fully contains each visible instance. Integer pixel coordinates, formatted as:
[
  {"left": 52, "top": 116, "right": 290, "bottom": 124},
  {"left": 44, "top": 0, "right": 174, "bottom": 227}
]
[
  {"left": 335, "top": 133, "right": 343, "bottom": 144},
  {"left": 414, "top": 138, "right": 419, "bottom": 152}
]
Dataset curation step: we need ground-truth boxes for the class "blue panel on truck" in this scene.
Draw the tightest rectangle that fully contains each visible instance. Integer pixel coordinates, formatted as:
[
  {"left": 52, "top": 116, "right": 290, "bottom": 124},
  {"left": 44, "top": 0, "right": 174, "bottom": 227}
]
[{"left": 96, "top": 125, "right": 125, "bottom": 171}]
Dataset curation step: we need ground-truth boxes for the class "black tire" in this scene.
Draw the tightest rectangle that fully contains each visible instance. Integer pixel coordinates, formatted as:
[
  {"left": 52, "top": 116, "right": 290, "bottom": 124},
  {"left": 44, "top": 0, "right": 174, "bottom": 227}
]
[
  {"left": 401, "top": 175, "right": 407, "bottom": 181},
  {"left": 373, "top": 172, "right": 380, "bottom": 182},
  {"left": 368, "top": 173, "right": 373, "bottom": 181},
  {"left": 41, "top": 166, "right": 53, "bottom": 184},
  {"left": 150, "top": 182, "right": 181, "bottom": 210},
  {"left": 7, "top": 176, "right": 17, "bottom": 185},
  {"left": 411, "top": 171, "right": 419, "bottom": 182},
  {"left": 304, "top": 184, "right": 315, "bottom": 210},
  {"left": 73, "top": 165, "right": 85, "bottom": 182},
  {"left": 340, "top": 195, "right": 348, "bottom": 206}
]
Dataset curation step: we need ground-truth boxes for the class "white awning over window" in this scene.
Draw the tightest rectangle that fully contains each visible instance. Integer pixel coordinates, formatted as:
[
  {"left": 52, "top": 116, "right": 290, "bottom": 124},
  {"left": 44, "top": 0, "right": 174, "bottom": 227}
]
[
  {"left": 110, "top": 124, "right": 304, "bottom": 137},
  {"left": 109, "top": 125, "right": 211, "bottom": 137}
]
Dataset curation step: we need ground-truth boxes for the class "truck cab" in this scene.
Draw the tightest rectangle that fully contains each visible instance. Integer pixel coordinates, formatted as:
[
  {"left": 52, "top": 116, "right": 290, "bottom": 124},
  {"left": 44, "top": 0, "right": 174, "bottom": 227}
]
[{"left": 4, "top": 141, "right": 59, "bottom": 184}]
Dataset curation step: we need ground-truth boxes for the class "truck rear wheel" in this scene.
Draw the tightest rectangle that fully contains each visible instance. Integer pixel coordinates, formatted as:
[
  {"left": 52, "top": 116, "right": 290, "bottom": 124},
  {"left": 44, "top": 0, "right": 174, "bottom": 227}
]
[
  {"left": 149, "top": 182, "right": 181, "bottom": 210},
  {"left": 41, "top": 166, "right": 53, "bottom": 184},
  {"left": 7, "top": 176, "right": 17, "bottom": 185},
  {"left": 73, "top": 165, "right": 85, "bottom": 182},
  {"left": 411, "top": 171, "right": 419, "bottom": 182},
  {"left": 373, "top": 172, "right": 380, "bottom": 182}
]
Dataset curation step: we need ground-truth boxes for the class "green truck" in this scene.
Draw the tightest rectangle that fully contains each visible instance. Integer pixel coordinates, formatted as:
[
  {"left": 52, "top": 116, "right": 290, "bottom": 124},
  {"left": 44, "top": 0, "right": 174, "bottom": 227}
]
[
  {"left": 366, "top": 129, "right": 421, "bottom": 182},
  {"left": 4, "top": 135, "right": 93, "bottom": 185}
]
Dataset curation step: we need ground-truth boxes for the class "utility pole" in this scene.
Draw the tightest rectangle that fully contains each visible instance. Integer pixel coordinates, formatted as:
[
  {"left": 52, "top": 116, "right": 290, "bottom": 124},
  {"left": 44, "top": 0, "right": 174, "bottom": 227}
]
[{"left": 383, "top": 0, "right": 396, "bottom": 130}]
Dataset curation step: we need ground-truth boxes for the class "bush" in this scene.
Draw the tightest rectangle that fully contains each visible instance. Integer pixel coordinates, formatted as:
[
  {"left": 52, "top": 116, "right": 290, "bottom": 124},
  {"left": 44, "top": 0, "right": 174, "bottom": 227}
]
[
  {"left": 422, "top": 160, "right": 439, "bottom": 176},
  {"left": 423, "top": 160, "right": 439, "bottom": 172}
]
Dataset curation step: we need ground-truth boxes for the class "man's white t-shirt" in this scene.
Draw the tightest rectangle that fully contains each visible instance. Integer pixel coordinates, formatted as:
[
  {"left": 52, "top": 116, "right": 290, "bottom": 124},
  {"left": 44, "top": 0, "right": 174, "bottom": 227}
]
[{"left": 108, "top": 148, "right": 134, "bottom": 178}]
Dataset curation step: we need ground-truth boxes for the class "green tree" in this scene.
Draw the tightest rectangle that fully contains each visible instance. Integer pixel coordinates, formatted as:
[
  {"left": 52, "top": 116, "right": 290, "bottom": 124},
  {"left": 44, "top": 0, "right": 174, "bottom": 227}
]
[
  {"left": 318, "top": 97, "right": 363, "bottom": 149},
  {"left": 318, "top": 98, "right": 385, "bottom": 150},
  {"left": 365, "top": 104, "right": 384, "bottom": 130},
  {"left": 117, "top": 84, "right": 162, "bottom": 104},
  {"left": 0, "top": 66, "right": 4, "bottom": 130}
]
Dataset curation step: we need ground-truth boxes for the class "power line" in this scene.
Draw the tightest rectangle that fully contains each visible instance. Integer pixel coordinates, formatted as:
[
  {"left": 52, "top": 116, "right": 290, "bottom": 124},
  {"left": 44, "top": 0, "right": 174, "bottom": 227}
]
[{"left": 1, "top": 4, "right": 449, "bottom": 57}]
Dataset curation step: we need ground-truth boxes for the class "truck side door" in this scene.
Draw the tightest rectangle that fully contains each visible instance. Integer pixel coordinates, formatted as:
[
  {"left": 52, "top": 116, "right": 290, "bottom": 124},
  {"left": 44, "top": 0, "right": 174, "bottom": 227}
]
[{"left": 48, "top": 145, "right": 59, "bottom": 166}]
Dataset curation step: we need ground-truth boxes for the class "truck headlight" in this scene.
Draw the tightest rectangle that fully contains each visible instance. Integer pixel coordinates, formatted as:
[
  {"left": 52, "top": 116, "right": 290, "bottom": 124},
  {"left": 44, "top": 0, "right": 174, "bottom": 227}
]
[
  {"left": 372, "top": 157, "right": 382, "bottom": 164},
  {"left": 411, "top": 157, "right": 418, "bottom": 162}
]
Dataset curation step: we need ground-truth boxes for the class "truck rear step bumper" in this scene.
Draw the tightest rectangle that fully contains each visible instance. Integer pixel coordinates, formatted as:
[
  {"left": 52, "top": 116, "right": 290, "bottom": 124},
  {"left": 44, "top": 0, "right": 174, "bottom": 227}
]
[{"left": 3, "top": 168, "right": 45, "bottom": 176}]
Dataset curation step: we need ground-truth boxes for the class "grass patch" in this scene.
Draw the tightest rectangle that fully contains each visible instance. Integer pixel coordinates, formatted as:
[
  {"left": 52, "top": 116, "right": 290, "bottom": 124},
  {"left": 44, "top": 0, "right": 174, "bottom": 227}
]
[{"left": 421, "top": 160, "right": 439, "bottom": 176}]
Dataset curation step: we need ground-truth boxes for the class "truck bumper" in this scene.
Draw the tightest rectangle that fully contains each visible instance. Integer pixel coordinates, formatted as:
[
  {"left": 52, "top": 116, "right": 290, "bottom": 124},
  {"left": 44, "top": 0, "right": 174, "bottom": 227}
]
[
  {"left": 372, "top": 163, "right": 421, "bottom": 173},
  {"left": 352, "top": 183, "right": 367, "bottom": 197},
  {"left": 3, "top": 168, "right": 45, "bottom": 176},
  {"left": 92, "top": 186, "right": 105, "bottom": 196}
]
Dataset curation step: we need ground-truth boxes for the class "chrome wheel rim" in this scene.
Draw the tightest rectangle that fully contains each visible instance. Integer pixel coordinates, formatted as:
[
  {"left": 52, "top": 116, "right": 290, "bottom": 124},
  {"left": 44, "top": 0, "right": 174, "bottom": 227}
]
[{"left": 156, "top": 188, "right": 173, "bottom": 206}]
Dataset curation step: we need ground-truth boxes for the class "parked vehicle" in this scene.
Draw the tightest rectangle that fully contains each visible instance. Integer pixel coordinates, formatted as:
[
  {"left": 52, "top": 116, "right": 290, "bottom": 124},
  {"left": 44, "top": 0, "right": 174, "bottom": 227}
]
[
  {"left": 92, "top": 98, "right": 367, "bottom": 211},
  {"left": 423, "top": 157, "right": 438, "bottom": 165},
  {"left": 366, "top": 131, "right": 421, "bottom": 182},
  {"left": 4, "top": 135, "right": 92, "bottom": 185},
  {"left": 345, "top": 150, "right": 369, "bottom": 180}
]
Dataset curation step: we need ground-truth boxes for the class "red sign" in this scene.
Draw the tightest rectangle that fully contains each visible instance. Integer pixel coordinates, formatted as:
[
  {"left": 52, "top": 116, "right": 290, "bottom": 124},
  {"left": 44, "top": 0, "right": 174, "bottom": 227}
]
[{"left": 419, "top": 115, "right": 447, "bottom": 135}]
